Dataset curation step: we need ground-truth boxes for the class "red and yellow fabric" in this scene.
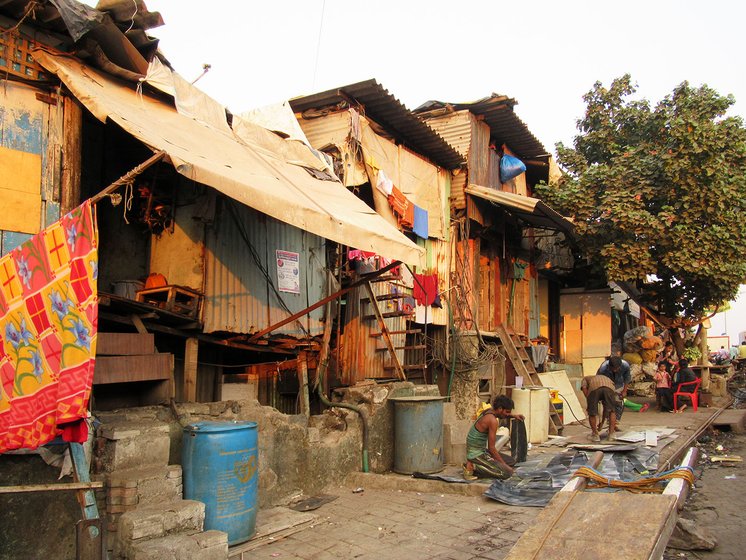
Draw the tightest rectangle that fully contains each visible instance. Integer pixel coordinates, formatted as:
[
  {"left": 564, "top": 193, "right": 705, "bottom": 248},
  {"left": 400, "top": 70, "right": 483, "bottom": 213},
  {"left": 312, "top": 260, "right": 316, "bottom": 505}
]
[{"left": 0, "top": 201, "right": 98, "bottom": 453}]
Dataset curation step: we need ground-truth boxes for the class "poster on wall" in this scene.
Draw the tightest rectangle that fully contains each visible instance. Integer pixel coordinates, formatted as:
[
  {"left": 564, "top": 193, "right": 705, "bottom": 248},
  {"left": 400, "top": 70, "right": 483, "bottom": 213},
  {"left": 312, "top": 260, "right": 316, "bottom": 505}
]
[{"left": 276, "top": 250, "right": 300, "bottom": 294}]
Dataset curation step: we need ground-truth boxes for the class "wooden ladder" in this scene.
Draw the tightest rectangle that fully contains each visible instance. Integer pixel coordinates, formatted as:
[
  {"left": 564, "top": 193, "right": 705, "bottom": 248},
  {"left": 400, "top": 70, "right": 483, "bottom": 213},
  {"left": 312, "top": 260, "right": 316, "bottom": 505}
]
[
  {"left": 495, "top": 323, "right": 562, "bottom": 435},
  {"left": 363, "top": 279, "right": 429, "bottom": 382}
]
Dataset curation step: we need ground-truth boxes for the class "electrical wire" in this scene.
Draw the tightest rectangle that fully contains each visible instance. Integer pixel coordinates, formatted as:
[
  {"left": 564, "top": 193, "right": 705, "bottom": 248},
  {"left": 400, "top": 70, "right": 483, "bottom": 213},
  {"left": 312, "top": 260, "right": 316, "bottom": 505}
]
[{"left": 227, "top": 201, "right": 310, "bottom": 338}]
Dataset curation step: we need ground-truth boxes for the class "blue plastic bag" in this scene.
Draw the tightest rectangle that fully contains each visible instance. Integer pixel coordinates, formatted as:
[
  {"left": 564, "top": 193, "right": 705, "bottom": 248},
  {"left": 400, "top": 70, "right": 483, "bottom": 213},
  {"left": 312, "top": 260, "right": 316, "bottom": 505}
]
[{"left": 500, "top": 154, "right": 526, "bottom": 182}]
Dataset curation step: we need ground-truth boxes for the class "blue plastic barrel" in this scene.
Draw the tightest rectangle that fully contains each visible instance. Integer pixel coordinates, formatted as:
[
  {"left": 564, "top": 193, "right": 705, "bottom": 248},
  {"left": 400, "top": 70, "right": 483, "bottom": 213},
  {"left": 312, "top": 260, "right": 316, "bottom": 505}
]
[
  {"left": 182, "top": 421, "right": 258, "bottom": 545},
  {"left": 390, "top": 396, "right": 445, "bottom": 474}
]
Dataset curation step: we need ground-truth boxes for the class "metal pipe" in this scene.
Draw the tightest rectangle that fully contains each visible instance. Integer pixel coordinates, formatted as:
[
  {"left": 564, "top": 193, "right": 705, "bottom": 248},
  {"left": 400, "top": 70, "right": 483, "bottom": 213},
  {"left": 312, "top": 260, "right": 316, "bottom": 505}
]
[{"left": 315, "top": 279, "right": 370, "bottom": 472}]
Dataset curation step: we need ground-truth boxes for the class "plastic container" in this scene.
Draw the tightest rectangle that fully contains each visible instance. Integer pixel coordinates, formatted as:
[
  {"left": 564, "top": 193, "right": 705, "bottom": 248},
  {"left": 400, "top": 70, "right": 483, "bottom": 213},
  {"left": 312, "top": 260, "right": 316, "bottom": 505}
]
[
  {"left": 182, "top": 421, "right": 258, "bottom": 545},
  {"left": 512, "top": 387, "right": 550, "bottom": 444},
  {"left": 550, "top": 390, "right": 564, "bottom": 425},
  {"left": 390, "top": 396, "right": 446, "bottom": 474}
]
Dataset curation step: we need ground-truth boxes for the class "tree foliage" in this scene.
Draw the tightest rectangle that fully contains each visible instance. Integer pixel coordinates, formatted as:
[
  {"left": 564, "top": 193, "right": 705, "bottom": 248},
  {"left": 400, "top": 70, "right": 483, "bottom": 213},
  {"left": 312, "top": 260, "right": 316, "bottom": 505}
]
[{"left": 537, "top": 75, "right": 746, "bottom": 326}]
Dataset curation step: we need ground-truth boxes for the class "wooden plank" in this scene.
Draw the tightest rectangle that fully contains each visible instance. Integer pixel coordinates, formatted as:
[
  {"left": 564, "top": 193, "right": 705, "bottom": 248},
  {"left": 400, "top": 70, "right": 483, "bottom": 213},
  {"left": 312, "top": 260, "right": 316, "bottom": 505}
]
[
  {"left": 96, "top": 332, "right": 155, "bottom": 356},
  {"left": 93, "top": 354, "right": 173, "bottom": 384},
  {"left": 506, "top": 493, "right": 677, "bottom": 560},
  {"left": 0, "top": 482, "right": 103, "bottom": 494},
  {"left": 228, "top": 507, "right": 318, "bottom": 558},
  {"left": 70, "top": 442, "right": 99, "bottom": 521},
  {"left": 184, "top": 337, "right": 198, "bottom": 402}
]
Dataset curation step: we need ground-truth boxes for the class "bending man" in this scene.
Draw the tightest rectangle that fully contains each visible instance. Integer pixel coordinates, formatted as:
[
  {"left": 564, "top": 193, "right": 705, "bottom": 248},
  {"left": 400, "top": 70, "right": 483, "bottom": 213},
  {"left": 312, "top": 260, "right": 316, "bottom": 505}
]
[
  {"left": 465, "top": 395, "right": 524, "bottom": 479},
  {"left": 581, "top": 373, "right": 618, "bottom": 441}
]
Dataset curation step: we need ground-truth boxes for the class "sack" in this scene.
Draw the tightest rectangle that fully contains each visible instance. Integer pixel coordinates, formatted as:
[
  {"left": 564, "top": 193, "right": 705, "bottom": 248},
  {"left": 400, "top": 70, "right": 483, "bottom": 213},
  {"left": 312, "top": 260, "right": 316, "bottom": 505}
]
[
  {"left": 623, "top": 352, "right": 643, "bottom": 365},
  {"left": 500, "top": 154, "right": 526, "bottom": 182}
]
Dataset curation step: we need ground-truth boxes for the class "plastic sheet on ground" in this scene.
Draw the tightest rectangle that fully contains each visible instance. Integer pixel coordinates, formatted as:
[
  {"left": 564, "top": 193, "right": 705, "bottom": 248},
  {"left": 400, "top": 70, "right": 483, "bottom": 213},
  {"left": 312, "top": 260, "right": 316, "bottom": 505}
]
[{"left": 484, "top": 446, "right": 659, "bottom": 507}]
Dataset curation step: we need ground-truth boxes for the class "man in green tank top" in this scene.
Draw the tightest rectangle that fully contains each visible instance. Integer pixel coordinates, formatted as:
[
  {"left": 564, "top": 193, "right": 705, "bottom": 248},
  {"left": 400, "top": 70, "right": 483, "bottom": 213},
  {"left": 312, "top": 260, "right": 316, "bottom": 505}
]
[{"left": 465, "top": 395, "right": 524, "bottom": 479}]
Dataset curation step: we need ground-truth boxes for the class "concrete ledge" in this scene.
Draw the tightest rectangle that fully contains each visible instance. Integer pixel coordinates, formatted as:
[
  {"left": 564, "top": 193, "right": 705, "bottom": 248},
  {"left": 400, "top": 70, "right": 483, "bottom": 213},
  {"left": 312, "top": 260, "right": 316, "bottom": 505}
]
[
  {"left": 344, "top": 471, "right": 489, "bottom": 497},
  {"left": 711, "top": 409, "right": 746, "bottom": 433}
]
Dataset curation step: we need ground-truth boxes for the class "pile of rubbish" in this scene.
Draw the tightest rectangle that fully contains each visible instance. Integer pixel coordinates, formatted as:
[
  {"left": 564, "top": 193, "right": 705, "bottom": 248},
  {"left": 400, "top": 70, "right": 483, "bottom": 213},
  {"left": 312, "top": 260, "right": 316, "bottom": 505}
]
[{"left": 622, "top": 326, "right": 663, "bottom": 397}]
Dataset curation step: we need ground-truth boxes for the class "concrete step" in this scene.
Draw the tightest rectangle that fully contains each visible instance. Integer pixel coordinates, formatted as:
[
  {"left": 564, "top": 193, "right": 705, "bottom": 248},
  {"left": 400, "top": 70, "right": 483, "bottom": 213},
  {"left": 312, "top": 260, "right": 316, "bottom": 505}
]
[
  {"left": 117, "top": 499, "right": 205, "bottom": 552},
  {"left": 127, "top": 530, "right": 228, "bottom": 560},
  {"left": 106, "top": 464, "right": 182, "bottom": 505},
  {"left": 96, "top": 419, "right": 171, "bottom": 472}
]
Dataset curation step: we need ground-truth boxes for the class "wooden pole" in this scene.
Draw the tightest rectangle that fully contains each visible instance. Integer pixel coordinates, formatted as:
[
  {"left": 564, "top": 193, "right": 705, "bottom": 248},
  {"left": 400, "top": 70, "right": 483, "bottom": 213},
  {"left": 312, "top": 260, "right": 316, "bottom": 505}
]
[
  {"left": 184, "top": 337, "right": 199, "bottom": 402},
  {"left": 61, "top": 96, "right": 83, "bottom": 215},
  {"left": 90, "top": 150, "right": 167, "bottom": 204},
  {"left": 297, "top": 351, "right": 310, "bottom": 418}
]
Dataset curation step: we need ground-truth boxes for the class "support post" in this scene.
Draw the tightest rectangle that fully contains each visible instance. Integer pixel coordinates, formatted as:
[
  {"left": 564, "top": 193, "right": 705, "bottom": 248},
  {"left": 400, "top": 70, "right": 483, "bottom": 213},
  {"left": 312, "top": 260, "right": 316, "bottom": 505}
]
[
  {"left": 297, "top": 351, "right": 310, "bottom": 418},
  {"left": 61, "top": 96, "right": 83, "bottom": 215},
  {"left": 184, "top": 337, "right": 199, "bottom": 402}
]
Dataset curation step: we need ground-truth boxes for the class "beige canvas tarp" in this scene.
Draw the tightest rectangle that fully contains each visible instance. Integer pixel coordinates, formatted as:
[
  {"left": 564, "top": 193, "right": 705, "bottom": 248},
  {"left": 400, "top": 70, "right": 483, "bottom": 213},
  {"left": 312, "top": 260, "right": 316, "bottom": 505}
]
[{"left": 35, "top": 51, "right": 424, "bottom": 266}]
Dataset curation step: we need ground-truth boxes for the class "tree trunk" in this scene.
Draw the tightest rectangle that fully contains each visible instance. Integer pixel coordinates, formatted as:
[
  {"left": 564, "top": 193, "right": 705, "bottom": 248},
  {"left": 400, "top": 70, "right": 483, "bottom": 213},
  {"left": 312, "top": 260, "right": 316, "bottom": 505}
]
[{"left": 669, "top": 327, "right": 686, "bottom": 358}]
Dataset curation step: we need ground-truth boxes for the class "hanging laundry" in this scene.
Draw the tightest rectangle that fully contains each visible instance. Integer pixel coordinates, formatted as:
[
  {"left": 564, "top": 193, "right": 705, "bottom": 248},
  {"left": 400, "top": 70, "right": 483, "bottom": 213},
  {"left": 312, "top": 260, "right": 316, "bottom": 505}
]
[
  {"left": 0, "top": 201, "right": 99, "bottom": 453},
  {"left": 412, "top": 204, "right": 428, "bottom": 239},
  {"left": 347, "top": 249, "right": 377, "bottom": 261},
  {"left": 415, "top": 304, "right": 433, "bottom": 324},
  {"left": 387, "top": 186, "right": 409, "bottom": 218},
  {"left": 375, "top": 169, "right": 394, "bottom": 197},
  {"left": 413, "top": 273, "right": 439, "bottom": 307},
  {"left": 401, "top": 201, "right": 415, "bottom": 229}
]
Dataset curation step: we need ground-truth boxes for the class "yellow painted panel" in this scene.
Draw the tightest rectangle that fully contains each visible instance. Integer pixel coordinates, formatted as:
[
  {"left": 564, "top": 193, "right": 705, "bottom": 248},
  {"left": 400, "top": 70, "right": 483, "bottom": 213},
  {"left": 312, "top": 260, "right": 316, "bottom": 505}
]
[
  {"left": 0, "top": 146, "right": 42, "bottom": 194},
  {"left": 0, "top": 146, "right": 42, "bottom": 234}
]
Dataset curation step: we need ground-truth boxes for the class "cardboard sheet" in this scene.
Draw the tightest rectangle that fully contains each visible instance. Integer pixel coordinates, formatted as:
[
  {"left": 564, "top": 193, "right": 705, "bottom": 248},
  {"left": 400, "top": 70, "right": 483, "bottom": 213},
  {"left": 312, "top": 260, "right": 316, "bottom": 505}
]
[{"left": 538, "top": 370, "right": 587, "bottom": 425}]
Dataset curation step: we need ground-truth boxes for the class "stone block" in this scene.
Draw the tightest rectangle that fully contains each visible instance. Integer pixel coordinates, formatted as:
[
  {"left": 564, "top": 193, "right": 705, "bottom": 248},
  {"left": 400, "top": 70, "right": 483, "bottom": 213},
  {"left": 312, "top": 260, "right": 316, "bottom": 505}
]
[
  {"left": 118, "top": 499, "right": 204, "bottom": 543},
  {"left": 98, "top": 421, "right": 171, "bottom": 472},
  {"left": 128, "top": 531, "right": 228, "bottom": 560}
]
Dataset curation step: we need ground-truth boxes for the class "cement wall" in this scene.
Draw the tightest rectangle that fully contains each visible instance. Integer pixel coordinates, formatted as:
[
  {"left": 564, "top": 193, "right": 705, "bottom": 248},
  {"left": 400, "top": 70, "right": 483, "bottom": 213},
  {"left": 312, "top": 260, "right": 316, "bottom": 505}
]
[{"left": 0, "top": 382, "right": 441, "bottom": 559}]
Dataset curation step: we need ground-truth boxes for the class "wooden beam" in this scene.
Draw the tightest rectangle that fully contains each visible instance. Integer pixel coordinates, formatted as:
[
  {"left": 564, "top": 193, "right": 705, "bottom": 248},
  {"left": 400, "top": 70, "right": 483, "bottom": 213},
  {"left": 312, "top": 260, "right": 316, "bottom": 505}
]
[
  {"left": 0, "top": 481, "right": 103, "bottom": 494},
  {"left": 184, "top": 337, "right": 199, "bottom": 402},
  {"left": 247, "top": 260, "right": 402, "bottom": 343},
  {"left": 98, "top": 312, "right": 293, "bottom": 355}
]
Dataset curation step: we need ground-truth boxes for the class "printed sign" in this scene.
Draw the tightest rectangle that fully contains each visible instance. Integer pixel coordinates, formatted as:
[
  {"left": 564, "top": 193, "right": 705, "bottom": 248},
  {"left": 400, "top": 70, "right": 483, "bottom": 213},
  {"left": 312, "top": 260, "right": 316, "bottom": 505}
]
[{"left": 276, "top": 250, "right": 300, "bottom": 294}]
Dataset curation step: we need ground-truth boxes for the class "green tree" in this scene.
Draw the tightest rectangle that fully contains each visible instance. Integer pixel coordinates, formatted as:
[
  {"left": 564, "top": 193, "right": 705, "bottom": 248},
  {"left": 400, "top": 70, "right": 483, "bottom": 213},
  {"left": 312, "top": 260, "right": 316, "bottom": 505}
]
[{"left": 537, "top": 75, "right": 746, "bottom": 347}]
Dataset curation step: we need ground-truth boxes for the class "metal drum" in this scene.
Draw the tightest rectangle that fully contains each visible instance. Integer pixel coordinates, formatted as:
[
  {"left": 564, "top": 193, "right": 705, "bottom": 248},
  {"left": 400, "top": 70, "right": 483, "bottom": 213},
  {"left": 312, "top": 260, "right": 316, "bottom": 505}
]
[
  {"left": 390, "top": 396, "right": 446, "bottom": 474},
  {"left": 182, "top": 421, "right": 258, "bottom": 545}
]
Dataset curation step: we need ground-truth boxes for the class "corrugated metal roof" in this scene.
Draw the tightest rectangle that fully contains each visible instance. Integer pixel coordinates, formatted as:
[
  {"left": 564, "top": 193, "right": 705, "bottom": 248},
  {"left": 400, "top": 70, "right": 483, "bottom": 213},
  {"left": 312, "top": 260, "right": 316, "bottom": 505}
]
[
  {"left": 465, "top": 184, "right": 574, "bottom": 235},
  {"left": 289, "top": 80, "right": 464, "bottom": 171},
  {"left": 414, "top": 95, "right": 550, "bottom": 161}
]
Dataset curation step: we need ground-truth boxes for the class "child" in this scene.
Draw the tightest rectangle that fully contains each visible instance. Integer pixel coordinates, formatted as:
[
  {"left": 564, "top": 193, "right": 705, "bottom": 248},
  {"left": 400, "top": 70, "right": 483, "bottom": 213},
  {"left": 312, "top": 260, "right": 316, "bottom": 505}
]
[{"left": 654, "top": 361, "right": 674, "bottom": 412}]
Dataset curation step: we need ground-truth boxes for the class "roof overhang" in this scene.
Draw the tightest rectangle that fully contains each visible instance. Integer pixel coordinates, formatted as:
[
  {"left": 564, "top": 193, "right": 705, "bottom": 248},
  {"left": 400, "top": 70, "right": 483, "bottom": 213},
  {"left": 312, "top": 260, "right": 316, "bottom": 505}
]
[
  {"left": 35, "top": 51, "right": 425, "bottom": 266},
  {"left": 465, "top": 184, "right": 574, "bottom": 236}
]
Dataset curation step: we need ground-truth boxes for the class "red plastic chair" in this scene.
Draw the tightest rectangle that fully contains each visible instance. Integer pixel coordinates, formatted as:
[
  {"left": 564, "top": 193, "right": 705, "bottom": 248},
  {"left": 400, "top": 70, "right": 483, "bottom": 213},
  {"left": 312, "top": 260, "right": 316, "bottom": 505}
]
[{"left": 673, "top": 378, "right": 702, "bottom": 412}]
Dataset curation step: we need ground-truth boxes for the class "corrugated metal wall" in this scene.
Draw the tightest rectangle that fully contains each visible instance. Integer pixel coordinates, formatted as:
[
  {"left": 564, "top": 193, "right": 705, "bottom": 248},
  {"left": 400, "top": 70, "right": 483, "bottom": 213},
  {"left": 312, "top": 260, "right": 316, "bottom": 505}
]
[
  {"left": 0, "top": 81, "right": 63, "bottom": 255},
  {"left": 203, "top": 200, "right": 325, "bottom": 336},
  {"left": 421, "top": 111, "right": 474, "bottom": 210}
]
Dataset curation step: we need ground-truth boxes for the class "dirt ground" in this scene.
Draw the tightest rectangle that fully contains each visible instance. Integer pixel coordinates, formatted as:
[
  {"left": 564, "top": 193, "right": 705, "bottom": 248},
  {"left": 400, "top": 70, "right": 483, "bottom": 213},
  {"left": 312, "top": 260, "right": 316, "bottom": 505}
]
[{"left": 664, "top": 427, "right": 746, "bottom": 560}]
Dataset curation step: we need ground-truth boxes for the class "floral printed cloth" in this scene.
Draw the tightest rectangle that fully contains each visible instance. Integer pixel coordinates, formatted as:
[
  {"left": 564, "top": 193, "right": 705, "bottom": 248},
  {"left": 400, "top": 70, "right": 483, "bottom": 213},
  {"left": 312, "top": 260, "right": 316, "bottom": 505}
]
[{"left": 0, "top": 202, "right": 98, "bottom": 452}]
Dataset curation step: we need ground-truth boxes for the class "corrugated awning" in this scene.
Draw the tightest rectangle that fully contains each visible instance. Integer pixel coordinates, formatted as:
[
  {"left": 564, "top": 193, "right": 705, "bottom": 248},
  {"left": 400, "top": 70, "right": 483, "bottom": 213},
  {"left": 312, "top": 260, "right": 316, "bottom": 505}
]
[
  {"left": 35, "top": 51, "right": 425, "bottom": 266},
  {"left": 465, "top": 184, "right": 574, "bottom": 235}
]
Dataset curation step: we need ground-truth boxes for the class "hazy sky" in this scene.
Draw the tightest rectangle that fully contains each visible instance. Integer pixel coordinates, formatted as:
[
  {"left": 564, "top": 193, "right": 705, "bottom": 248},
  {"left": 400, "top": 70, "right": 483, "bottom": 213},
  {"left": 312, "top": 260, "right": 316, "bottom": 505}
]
[
  {"left": 84, "top": 0, "right": 746, "bottom": 340},
  {"left": 104, "top": 0, "right": 746, "bottom": 152}
]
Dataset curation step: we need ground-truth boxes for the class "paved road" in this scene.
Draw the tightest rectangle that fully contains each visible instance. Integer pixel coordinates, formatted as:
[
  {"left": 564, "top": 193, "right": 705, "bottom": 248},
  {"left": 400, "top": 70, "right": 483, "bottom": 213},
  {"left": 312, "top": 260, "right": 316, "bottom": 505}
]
[{"left": 247, "top": 487, "right": 538, "bottom": 560}]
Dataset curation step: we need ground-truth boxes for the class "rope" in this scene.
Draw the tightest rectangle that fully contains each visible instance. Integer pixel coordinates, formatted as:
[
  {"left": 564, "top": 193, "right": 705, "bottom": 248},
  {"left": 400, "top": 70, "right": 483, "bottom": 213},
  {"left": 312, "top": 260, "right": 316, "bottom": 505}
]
[{"left": 571, "top": 465, "right": 695, "bottom": 494}]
